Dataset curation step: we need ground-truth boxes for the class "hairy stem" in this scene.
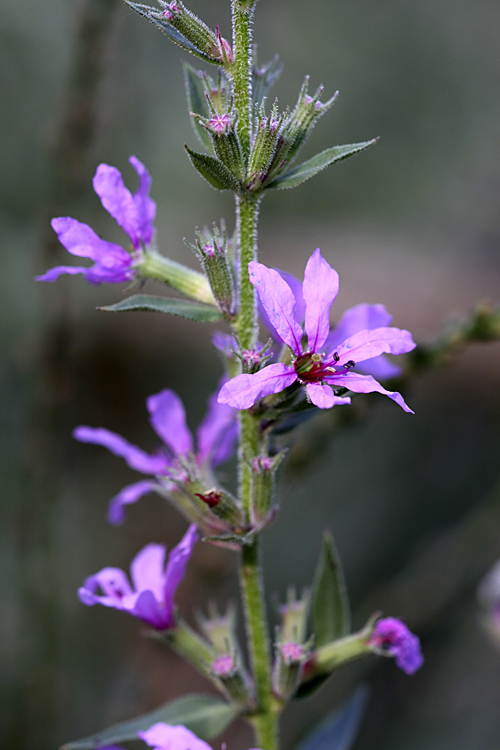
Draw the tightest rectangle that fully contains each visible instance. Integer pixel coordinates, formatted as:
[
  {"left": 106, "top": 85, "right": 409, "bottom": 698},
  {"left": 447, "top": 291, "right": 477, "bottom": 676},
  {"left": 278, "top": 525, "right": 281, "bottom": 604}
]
[{"left": 231, "top": 0, "right": 257, "bottom": 155}]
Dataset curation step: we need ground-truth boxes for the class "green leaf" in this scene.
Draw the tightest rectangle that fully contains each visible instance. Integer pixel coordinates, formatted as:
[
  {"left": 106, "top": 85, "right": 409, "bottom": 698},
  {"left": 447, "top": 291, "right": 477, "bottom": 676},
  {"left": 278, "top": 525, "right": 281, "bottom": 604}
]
[
  {"left": 293, "top": 688, "right": 369, "bottom": 750},
  {"left": 99, "top": 295, "right": 223, "bottom": 322},
  {"left": 265, "top": 140, "right": 378, "bottom": 190},
  {"left": 184, "top": 63, "right": 213, "bottom": 151},
  {"left": 61, "top": 693, "right": 240, "bottom": 750},
  {"left": 311, "top": 530, "right": 351, "bottom": 647},
  {"left": 185, "top": 147, "right": 242, "bottom": 192},
  {"left": 124, "top": 1, "right": 216, "bottom": 64}
]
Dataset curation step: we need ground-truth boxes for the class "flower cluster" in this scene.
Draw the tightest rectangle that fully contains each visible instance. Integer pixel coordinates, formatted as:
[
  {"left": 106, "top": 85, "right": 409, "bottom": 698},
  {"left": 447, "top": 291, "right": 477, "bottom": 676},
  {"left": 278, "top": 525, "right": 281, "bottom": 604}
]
[{"left": 218, "top": 249, "right": 416, "bottom": 411}]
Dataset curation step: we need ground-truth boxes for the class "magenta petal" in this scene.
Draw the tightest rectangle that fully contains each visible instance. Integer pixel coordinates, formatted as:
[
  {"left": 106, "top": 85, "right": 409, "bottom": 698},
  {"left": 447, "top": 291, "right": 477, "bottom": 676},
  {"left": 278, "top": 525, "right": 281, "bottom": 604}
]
[
  {"left": 333, "top": 327, "right": 416, "bottom": 366},
  {"left": 79, "top": 567, "right": 133, "bottom": 608},
  {"left": 325, "top": 303, "right": 393, "bottom": 351},
  {"left": 51, "top": 217, "right": 128, "bottom": 262},
  {"left": 130, "top": 543, "right": 166, "bottom": 602},
  {"left": 73, "top": 426, "right": 169, "bottom": 474},
  {"left": 259, "top": 269, "right": 305, "bottom": 342},
  {"left": 146, "top": 389, "right": 194, "bottom": 457},
  {"left": 306, "top": 383, "right": 351, "bottom": 409},
  {"left": 138, "top": 723, "right": 212, "bottom": 750},
  {"left": 108, "top": 480, "right": 158, "bottom": 525},
  {"left": 249, "top": 262, "right": 303, "bottom": 355},
  {"left": 36, "top": 265, "right": 88, "bottom": 282},
  {"left": 217, "top": 364, "right": 298, "bottom": 410},
  {"left": 132, "top": 589, "right": 169, "bottom": 629},
  {"left": 163, "top": 525, "right": 198, "bottom": 617},
  {"left": 356, "top": 355, "right": 402, "bottom": 380},
  {"left": 302, "top": 249, "right": 339, "bottom": 352},
  {"left": 327, "top": 371, "right": 414, "bottom": 413},
  {"left": 196, "top": 387, "right": 236, "bottom": 466},
  {"left": 93, "top": 163, "right": 142, "bottom": 249},
  {"left": 129, "top": 156, "right": 156, "bottom": 247}
]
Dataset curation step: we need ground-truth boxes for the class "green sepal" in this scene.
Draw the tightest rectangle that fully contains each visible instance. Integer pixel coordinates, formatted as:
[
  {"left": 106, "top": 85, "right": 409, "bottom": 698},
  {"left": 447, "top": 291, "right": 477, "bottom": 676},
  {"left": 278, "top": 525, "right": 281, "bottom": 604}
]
[
  {"left": 61, "top": 693, "right": 239, "bottom": 750},
  {"left": 123, "top": 1, "right": 216, "bottom": 64},
  {"left": 99, "top": 294, "right": 223, "bottom": 322},
  {"left": 311, "top": 530, "right": 351, "bottom": 647},
  {"left": 185, "top": 146, "right": 242, "bottom": 191},
  {"left": 265, "top": 140, "right": 378, "bottom": 190},
  {"left": 184, "top": 63, "right": 213, "bottom": 151}
]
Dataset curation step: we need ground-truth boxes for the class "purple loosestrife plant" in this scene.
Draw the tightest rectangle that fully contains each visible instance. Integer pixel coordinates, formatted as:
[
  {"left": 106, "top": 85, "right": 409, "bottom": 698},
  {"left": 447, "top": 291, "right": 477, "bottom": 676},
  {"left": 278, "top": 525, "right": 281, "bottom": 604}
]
[
  {"left": 53, "top": 3, "right": 430, "bottom": 750},
  {"left": 218, "top": 249, "right": 415, "bottom": 410},
  {"left": 78, "top": 525, "right": 198, "bottom": 630}
]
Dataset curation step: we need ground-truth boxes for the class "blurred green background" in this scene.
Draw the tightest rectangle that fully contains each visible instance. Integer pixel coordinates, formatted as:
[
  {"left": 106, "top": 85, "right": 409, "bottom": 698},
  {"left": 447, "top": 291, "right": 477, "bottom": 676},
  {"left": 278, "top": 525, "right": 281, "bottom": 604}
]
[{"left": 2, "top": 0, "right": 500, "bottom": 748}]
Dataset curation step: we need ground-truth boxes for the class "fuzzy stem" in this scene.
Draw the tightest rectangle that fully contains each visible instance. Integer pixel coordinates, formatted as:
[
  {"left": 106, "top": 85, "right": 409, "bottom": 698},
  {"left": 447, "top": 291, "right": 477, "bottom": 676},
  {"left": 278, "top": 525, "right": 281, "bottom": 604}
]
[
  {"left": 231, "top": 0, "right": 257, "bottom": 155},
  {"left": 240, "top": 540, "right": 278, "bottom": 750}
]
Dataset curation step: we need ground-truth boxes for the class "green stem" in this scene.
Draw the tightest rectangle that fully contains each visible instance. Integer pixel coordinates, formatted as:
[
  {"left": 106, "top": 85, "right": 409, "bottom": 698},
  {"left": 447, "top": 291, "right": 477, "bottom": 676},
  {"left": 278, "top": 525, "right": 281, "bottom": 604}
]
[
  {"left": 235, "top": 194, "right": 260, "bottom": 349},
  {"left": 231, "top": 0, "right": 257, "bottom": 155},
  {"left": 240, "top": 539, "right": 278, "bottom": 750},
  {"left": 140, "top": 250, "right": 215, "bottom": 304}
]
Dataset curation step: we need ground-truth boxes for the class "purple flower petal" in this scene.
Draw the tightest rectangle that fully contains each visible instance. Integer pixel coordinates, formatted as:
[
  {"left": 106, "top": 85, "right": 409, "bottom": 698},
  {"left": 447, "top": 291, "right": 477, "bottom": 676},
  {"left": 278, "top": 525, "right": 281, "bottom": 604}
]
[
  {"left": 73, "top": 426, "right": 169, "bottom": 474},
  {"left": 162, "top": 524, "right": 198, "bottom": 617},
  {"left": 302, "top": 249, "right": 339, "bottom": 352},
  {"left": 196, "top": 388, "right": 236, "bottom": 466},
  {"left": 129, "top": 156, "right": 156, "bottom": 247},
  {"left": 132, "top": 589, "right": 169, "bottom": 629},
  {"left": 306, "top": 383, "right": 351, "bottom": 409},
  {"left": 212, "top": 331, "right": 237, "bottom": 358},
  {"left": 218, "top": 363, "right": 298, "bottom": 410},
  {"left": 258, "top": 269, "right": 305, "bottom": 342},
  {"left": 108, "top": 480, "right": 159, "bottom": 525},
  {"left": 130, "top": 543, "right": 166, "bottom": 603},
  {"left": 325, "top": 303, "right": 393, "bottom": 352},
  {"left": 368, "top": 617, "right": 423, "bottom": 675},
  {"left": 325, "top": 371, "right": 414, "bottom": 413},
  {"left": 146, "top": 389, "right": 194, "bottom": 457},
  {"left": 249, "top": 262, "right": 303, "bottom": 355},
  {"left": 78, "top": 567, "right": 133, "bottom": 608},
  {"left": 356, "top": 355, "right": 402, "bottom": 380},
  {"left": 93, "top": 163, "right": 144, "bottom": 250},
  {"left": 51, "top": 217, "right": 129, "bottom": 262},
  {"left": 35, "top": 265, "right": 90, "bottom": 282},
  {"left": 332, "top": 327, "right": 416, "bottom": 367},
  {"left": 138, "top": 723, "right": 212, "bottom": 750}
]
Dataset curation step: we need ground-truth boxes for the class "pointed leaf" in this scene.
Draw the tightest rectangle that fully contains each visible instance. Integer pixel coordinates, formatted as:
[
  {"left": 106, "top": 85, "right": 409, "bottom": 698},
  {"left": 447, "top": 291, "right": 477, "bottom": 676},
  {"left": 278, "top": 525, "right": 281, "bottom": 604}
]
[
  {"left": 61, "top": 693, "right": 240, "bottom": 750},
  {"left": 294, "top": 688, "right": 369, "bottom": 750},
  {"left": 184, "top": 64, "right": 213, "bottom": 151},
  {"left": 124, "top": 1, "right": 216, "bottom": 64},
  {"left": 311, "top": 530, "right": 350, "bottom": 647},
  {"left": 265, "top": 140, "right": 378, "bottom": 190},
  {"left": 99, "top": 295, "right": 223, "bottom": 322},
  {"left": 185, "top": 147, "right": 242, "bottom": 192}
]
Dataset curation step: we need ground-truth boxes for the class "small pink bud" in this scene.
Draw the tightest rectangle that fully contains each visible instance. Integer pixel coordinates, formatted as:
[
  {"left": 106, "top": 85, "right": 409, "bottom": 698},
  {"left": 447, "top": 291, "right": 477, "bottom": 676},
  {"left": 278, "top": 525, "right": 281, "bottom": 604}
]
[
  {"left": 207, "top": 113, "right": 232, "bottom": 135},
  {"left": 253, "top": 456, "right": 273, "bottom": 472},
  {"left": 212, "top": 654, "right": 235, "bottom": 676},
  {"left": 280, "top": 642, "right": 304, "bottom": 662}
]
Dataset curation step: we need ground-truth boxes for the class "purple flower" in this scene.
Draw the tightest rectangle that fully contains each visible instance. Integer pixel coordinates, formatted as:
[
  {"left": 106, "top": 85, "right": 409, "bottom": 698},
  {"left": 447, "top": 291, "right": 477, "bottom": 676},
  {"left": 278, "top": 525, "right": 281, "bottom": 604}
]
[
  {"left": 138, "top": 723, "right": 261, "bottom": 750},
  {"left": 78, "top": 525, "right": 197, "bottom": 630},
  {"left": 218, "top": 249, "right": 415, "bottom": 411},
  {"left": 73, "top": 386, "right": 237, "bottom": 524},
  {"left": 36, "top": 156, "right": 155, "bottom": 285},
  {"left": 368, "top": 617, "right": 423, "bottom": 674}
]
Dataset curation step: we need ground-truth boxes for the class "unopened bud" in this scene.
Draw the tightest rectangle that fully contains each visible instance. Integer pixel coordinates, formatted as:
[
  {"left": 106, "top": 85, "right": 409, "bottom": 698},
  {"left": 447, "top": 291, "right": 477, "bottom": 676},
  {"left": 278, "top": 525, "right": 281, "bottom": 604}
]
[
  {"left": 159, "top": 1, "right": 223, "bottom": 62},
  {"left": 211, "top": 654, "right": 254, "bottom": 707},
  {"left": 190, "top": 225, "right": 235, "bottom": 318},
  {"left": 279, "top": 586, "right": 310, "bottom": 645},
  {"left": 272, "top": 639, "right": 309, "bottom": 701},
  {"left": 251, "top": 450, "right": 286, "bottom": 524}
]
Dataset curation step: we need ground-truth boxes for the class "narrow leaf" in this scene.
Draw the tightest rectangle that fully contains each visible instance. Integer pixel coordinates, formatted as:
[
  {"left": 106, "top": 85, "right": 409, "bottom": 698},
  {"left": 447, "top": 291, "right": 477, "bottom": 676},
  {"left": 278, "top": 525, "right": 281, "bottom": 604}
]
[
  {"left": 184, "top": 63, "right": 213, "bottom": 151},
  {"left": 61, "top": 693, "right": 240, "bottom": 750},
  {"left": 265, "top": 140, "right": 378, "bottom": 190},
  {"left": 185, "top": 147, "right": 242, "bottom": 192},
  {"left": 294, "top": 688, "right": 369, "bottom": 750},
  {"left": 99, "top": 295, "right": 223, "bottom": 322},
  {"left": 124, "top": 1, "right": 216, "bottom": 63},
  {"left": 311, "top": 530, "right": 350, "bottom": 647}
]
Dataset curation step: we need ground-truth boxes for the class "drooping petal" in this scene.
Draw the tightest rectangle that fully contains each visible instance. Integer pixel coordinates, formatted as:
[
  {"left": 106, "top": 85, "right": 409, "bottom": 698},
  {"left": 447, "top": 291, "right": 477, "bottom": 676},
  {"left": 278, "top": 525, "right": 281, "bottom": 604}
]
[
  {"left": 325, "top": 303, "right": 393, "bottom": 351},
  {"left": 35, "top": 265, "right": 89, "bottom": 282},
  {"left": 332, "top": 327, "right": 416, "bottom": 367},
  {"left": 130, "top": 543, "right": 166, "bottom": 602},
  {"left": 249, "top": 262, "right": 303, "bottom": 355},
  {"left": 258, "top": 268, "right": 305, "bottom": 342},
  {"left": 107, "top": 480, "right": 159, "bottom": 525},
  {"left": 138, "top": 723, "right": 212, "bottom": 750},
  {"left": 196, "top": 388, "right": 237, "bottom": 467},
  {"left": 306, "top": 383, "right": 351, "bottom": 409},
  {"left": 217, "top": 364, "right": 298, "bottom": 410},
  {"left": 355, "top": 355, "right": 402, "bottom": 380},
  {"left": 325, "top": 371, "right": 414, "bottom": 413},
  {"left": 78, "top": 567, "right": 133, "bottom": 607},
  {"left": 132, "top": 589, "right": 169, "bottom": 629},
  {"left": 73, "top": 426, "right": 169, "bottom": 474},
  {"left": 162, "top": 525, "right": 198, "bottom": 618},
  {"left": 302, "top": 249, "right": 339, "bottom": 352},
  {"left": 129, "top": 156, "right": 156, "bottom": 247},
  {"left": 368, "top": 617, "right": 423, "bottom": 675},
  {"left": 93, "top": 163, "right": 142, "bottom": 249},
  {"left": 83, "top": 257, "right": 135, "bottom": 285},
  {"left": 146, "top": 389, "right": 194, "bottom": 457},
  {"left": 50, "top": 217, "right": 129, "bottom": 262}
]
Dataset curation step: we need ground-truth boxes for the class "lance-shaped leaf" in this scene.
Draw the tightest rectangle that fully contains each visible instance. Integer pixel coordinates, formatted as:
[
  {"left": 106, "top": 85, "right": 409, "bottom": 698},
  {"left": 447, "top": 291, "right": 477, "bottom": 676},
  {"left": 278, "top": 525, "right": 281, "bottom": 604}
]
[
  {"left": 184, "top": 64, "right": 213, "bottom": 151},
  {"left": 185, "top": 147, "right": 242, "bottom": 192},
  {"left": 99, "top": 294, "right": 223, "bottom": 322},
  {"left": 265, "top": 140, "right": 378, "bottom": 190},
  {"left": 61, "top": 693, "right": 240, "bottom": 750},
  {"left": 311, "top": 530, "right": 351, "bottom": 647},
  {"left": 293, "top": 687, "right": 369, "bottom": 750},
  {"left": 124, "top": 1, "right": 216, "bottom": 64}
]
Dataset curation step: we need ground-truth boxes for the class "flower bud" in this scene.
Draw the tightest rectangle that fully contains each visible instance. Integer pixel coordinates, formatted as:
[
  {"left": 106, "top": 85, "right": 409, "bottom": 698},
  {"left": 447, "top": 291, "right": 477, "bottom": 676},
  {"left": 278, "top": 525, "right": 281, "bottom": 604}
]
[
  {"left": 196, "top": 109, "right": 246, "bottom": 182},
  {"left": 198, "top": 601, "right": 238, "bottom": 653},
  {"left": 160, "top": 1, "right": 228, "bottom": 64},
  {"left": 245, "top": 101, "right": 287, "bottom": 192},
  {"left": 251, "top": 450, "right": 286, "bottom": 524},
  {"left": 211, "top": 653, "right": 254, "bottom": 707},
  {"left": 279, "top": 586, "right": 310, "bottom": 645},
  {"left": 194, "top": 486, "right": 244, "bottom": 528},
  {"left": 272, "top": 640, "right": 310, "bottom": 701},
  {"left": 189, "top": 224, "right": 235, "bottom": 318}
]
